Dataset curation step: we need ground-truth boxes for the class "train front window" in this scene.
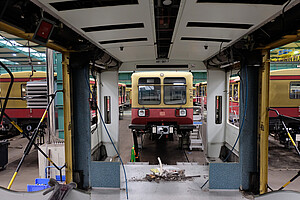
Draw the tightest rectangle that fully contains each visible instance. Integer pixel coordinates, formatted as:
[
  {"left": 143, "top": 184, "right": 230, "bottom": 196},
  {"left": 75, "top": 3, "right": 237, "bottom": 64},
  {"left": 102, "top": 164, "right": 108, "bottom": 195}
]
[
  {"left": 290, "top": 82, "right": 300, "bottom": 99},
  {"left": 164, "top": 78, "right": 186, "bottom": 105},
  {"left": 21, "top": 84, "right": 26, "bottom": 97},
  {"left": 138, "top": 78, "right": 161, "bottom": 105}
]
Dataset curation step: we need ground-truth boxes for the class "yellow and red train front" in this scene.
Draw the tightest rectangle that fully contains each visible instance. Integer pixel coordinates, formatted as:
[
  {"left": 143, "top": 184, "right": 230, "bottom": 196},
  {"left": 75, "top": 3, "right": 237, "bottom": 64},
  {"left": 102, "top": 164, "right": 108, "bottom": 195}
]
[{"left": 131, "top": 71, "right": 194, "bottom": 130}]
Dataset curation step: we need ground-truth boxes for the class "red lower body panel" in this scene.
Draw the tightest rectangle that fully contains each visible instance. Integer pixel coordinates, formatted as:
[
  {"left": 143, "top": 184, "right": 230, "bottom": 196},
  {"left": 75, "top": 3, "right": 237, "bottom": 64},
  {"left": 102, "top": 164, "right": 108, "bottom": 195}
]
[
  {"left": 4, "top": 108, "right": 47, "bottom": 119},
  {"left": 131, "top": 108, "right": 193, "bottom": 125},
  {"left": 269, "top": 107, "right": 300, "bottom": 118}
]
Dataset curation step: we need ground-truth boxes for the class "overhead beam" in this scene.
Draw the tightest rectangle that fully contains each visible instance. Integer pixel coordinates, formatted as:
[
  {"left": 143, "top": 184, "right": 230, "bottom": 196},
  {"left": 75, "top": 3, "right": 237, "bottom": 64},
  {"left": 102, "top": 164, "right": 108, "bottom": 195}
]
[
  {"left": 260, "top": 30, "right": 300, "bottom": 50},
  {"left": 0, "top": 38, "right": 46, "bottom": 62},
  {"left": 0, "top": 21, "right": 69, "bottom": 53}
]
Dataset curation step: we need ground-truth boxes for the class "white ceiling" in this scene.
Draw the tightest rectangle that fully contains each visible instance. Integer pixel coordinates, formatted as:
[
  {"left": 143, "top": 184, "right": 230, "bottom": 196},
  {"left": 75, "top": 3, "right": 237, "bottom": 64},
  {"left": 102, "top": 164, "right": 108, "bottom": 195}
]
[{"left": 34, "top": 0, "right": 297, "bottom": 68}]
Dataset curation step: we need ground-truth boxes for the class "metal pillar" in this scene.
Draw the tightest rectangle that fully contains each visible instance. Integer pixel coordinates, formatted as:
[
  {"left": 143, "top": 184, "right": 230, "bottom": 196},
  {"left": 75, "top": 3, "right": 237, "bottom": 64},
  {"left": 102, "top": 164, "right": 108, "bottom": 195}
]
[
  {"left": 46, "top": 48, "right": 56, "bottom": 142},
  {"left": 259, "top": 51, "right": 270, "bottom": 194},
  {"left": 56, "top": 53, "right": 64, "bottom": 139},
  {"left": 62, "top": 52, "right": 73, "bottom": 183},
  {"left": 239, "top": 52, "right": 261, "bottom": 193},
  {"left": 70, "top": 52, "right": 91, "bottom": 189}
]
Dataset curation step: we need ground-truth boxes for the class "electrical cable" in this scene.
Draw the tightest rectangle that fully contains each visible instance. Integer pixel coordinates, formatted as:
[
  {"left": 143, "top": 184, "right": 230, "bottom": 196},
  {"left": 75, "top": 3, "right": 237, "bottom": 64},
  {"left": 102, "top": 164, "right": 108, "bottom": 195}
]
[
  {"left": 183, "top": 150, "right": 190, "bottom": 162},
  {"left": 200, "top": 66, "right": 248, "bottom": 190},
  {"left": 223, "top": 66, "right": 248, "bottom": 162},
  {"left": 84, "top": 68, "right": 128, "bottom": 200}
]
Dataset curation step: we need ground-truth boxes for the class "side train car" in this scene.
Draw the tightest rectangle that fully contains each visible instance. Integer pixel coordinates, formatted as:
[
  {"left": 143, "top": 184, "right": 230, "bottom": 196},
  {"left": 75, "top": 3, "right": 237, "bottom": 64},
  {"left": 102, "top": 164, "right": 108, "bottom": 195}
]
[
  {"left": 0, "top": 71, "right": 50, "bottom": 134},
  {"left": 227, "top": 68, "right": 300, "bottom": 147},
  {"left": 269, "top": 68, "right": 300, "bottom": 147},
  {"left": 129, "top": 71, "right": 194, "bottom": 155},
  {"left": 0, "top": 71, "right": 126, "bottom": 134}
]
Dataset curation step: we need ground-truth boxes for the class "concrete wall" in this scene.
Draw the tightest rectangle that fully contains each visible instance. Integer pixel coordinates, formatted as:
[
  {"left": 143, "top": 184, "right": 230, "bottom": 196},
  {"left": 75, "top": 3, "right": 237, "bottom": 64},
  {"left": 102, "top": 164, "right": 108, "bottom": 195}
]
[
  {"left": 38, "top": 143, "right": 65, "bottom": 178},
  {"left": 206, "top": 69, "right": 226, "bottom": 158},
  {"left": 100, "top": 71, "right": 119, "bottom": 157}
]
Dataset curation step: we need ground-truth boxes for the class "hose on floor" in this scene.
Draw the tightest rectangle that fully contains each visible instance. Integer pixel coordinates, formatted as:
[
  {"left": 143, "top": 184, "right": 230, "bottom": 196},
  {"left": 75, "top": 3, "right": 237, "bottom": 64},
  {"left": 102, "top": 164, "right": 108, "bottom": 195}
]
[{"left": 85, "top": 69, "right": 128, "bottom": 199}]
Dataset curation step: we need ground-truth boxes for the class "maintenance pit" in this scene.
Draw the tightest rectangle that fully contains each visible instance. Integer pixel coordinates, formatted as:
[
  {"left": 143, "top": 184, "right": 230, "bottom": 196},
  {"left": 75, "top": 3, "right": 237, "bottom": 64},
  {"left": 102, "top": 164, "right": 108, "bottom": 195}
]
[{"left": 120, "top": 109, "right": 206, "bottom": 165}]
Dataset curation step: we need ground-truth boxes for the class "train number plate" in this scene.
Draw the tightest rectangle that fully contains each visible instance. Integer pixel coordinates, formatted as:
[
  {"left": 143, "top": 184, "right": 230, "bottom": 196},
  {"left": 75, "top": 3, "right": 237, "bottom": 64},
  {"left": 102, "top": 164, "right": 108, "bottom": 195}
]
[
  {"left": 160, "top": 112, "right": 165, "bottom": 116},
  {"left": 296, "top": 134, "right": 300, "bottom": 142}
]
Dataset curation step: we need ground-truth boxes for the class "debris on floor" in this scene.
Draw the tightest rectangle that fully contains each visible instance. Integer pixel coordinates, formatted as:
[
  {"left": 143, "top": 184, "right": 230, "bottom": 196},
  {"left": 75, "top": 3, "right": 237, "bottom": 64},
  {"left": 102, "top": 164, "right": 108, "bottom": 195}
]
[{"left": 144, "top": 157, "right": 201, "bottom": 183}]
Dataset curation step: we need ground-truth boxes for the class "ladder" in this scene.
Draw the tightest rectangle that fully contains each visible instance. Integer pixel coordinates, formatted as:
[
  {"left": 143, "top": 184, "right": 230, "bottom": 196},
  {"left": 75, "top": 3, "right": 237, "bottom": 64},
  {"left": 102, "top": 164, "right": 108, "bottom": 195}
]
[{"left": 189, "top": 121, "right": 204, "bottom": 151}]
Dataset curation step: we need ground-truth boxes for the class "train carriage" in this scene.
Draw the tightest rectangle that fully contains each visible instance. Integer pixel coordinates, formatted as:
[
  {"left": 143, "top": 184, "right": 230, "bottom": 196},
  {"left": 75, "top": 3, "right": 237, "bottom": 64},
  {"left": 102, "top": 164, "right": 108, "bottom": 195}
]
[
  {"left": 0, "top": 71, "right": 50, "bottom": 133},
  {"left": 129, "top": 71, "right": 194, "bottom": 154},
  {"left": 269, "top": 68, "right": 300, "bottom": 146}
]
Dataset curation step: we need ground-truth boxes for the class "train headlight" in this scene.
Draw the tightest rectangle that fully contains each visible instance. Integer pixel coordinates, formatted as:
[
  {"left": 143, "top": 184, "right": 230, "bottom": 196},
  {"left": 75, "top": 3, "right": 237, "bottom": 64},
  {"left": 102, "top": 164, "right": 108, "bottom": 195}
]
[
  {"left": 179, "top": 109, "right": 186, "bottom": 116},
  {"left": 169, "top": 126, "right": 174, "bottom": 134},
  {"left": 138, "top": 109, "right": 146, "bottom": 117},
  {"left": 176, "top": 108, "right": 186, "bottom": 117},
  {"left": 138, "top": 109, "right": 149, "bottom": 117},
  {"left": 152, "top": 126, "right": 157, "bottom": 134}
]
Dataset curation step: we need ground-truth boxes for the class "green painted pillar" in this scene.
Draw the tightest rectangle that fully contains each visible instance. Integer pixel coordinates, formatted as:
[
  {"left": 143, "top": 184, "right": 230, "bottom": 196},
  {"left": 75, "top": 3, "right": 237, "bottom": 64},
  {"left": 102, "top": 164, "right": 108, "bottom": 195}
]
[{"left": 56, "top": 53, "right": 64, "bottom": 139}]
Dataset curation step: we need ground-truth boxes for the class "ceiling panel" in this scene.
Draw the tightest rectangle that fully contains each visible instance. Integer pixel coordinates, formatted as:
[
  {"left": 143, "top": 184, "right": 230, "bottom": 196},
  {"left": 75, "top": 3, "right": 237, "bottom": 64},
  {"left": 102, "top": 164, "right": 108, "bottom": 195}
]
[
  {"left": 105, "top": 45, "right": 156, "bottom": 62},
  {"left": 33, "top": 0, "right": 298, "bottom": 64},
  {"left": 37, "top": 0, "right": 155, "bottom": 63},
  {"left": 169, "top": 1, "right": 283, "bottom": 60}
]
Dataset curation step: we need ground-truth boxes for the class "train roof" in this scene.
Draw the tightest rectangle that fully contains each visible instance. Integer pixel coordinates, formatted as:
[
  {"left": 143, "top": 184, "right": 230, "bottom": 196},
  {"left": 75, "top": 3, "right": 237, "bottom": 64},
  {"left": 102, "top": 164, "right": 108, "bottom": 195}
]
[
  {"left": 0, "top": 71, "right": 57, "bottom": 78},
  {"left": 132, "top": 71, "right": 193, "bottom": 78},
  {"left": 270, "top": 68, "right": 300, "bottom": 76}
]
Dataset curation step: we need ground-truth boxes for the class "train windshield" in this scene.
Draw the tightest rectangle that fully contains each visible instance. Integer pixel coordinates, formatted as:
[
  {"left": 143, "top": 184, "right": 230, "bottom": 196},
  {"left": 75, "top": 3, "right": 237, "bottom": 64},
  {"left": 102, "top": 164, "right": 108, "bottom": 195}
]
[
  {"left": 138, "top": 78, "right": 161, "bottom": 105},
  {"left": 164, "top": 77, "right": 186, "bottom": 105},
  {"left": 290, "top": 82, "right": 300, "bottom": 99}
]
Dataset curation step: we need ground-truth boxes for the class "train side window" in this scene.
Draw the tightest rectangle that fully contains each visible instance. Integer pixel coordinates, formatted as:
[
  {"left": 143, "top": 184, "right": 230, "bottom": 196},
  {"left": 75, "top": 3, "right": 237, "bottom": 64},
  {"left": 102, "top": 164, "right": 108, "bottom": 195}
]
[
  {"left": 21, "top": 84, "right": 26, "bottom": 97},
  {"left": 229, "top": 85, "right": 232, "bottom": 98},
  {"left": 164, "top": 77, "right": 186, "bottom": 105},
  {"left": 290, "top": 82, "right": 300, "bottom": 99},
  {"left": 119, "top": 86, "right": 122, "bottom": 97},
  {"left": 233, "top": 84, "right": 239, "bottom": 101},
  {"left": 138, "top": 78, "right": 161, "bottom": 105}
]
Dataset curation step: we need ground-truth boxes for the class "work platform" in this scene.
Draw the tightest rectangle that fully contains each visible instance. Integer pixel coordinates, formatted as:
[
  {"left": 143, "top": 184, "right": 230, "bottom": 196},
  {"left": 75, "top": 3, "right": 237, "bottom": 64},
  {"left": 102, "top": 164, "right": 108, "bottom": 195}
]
[{"left": 1, "top": 163, "right": 300, "bottom": 199}]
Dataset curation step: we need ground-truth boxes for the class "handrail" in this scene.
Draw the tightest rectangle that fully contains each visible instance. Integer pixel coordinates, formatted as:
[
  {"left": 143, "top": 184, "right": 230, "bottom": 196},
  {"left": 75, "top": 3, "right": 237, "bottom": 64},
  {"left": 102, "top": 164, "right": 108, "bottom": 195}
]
[{"left": 0, "top": 61, "right": 14, "bottom": 123}]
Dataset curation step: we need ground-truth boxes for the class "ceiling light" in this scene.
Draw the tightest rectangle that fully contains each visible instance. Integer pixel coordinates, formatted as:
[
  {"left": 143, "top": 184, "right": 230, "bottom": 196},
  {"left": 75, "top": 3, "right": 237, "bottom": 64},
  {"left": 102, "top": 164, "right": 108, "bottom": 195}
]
[
  {"left": 12, "top": 53, "right": 17, "bottom": 56},
  {"left": 294, "top": 50, "right": 299, "bottom": 55},
  {"left": 163, "top": 0, "right": 172, "bottom": 5},
  {"left": 38, "top": 62, "right": 41, "bottom": 64}
]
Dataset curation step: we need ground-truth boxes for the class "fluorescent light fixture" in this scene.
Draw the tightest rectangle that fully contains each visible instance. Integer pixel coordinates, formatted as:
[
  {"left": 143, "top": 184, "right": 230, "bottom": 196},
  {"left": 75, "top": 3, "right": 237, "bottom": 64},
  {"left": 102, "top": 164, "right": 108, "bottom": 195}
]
[
  {"left": 294, "top": 51, "right": 299, "bottom": 55},
  {"left": 12, "top": 53, "right": 17, "bottom": 56},
  {"left": 38, "top": 62, "right": 41, "bottom": 64}
]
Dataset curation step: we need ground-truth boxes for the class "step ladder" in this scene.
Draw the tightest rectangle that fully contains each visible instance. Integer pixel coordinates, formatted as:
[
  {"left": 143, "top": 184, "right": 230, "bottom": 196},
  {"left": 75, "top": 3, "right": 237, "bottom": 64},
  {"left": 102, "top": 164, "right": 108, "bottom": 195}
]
[{"left": 189, "top": 122, "right": 204, "bottom": 151}]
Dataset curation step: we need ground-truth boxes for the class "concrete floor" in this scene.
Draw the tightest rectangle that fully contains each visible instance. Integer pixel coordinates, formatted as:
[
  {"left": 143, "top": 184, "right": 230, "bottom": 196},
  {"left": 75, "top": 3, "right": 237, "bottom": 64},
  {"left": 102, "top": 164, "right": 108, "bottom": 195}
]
[
  {"left": 1, "top": 108, "right": 300, "bottom": 199},
  {"left": 0, "top": 135, "right": 38, "bottom": 191}
]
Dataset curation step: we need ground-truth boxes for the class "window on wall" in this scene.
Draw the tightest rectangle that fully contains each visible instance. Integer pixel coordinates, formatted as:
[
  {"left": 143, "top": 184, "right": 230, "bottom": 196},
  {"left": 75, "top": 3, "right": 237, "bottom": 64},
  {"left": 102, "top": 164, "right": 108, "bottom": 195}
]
[
  {"left": 290, "top": 82, "right": 300, "bottom": 99},
  {"left": 229, "top": 81, "right": 240, "bottom": 127},
  {"left": 138, "top": 78, "right": 161, "bottom": 105}
]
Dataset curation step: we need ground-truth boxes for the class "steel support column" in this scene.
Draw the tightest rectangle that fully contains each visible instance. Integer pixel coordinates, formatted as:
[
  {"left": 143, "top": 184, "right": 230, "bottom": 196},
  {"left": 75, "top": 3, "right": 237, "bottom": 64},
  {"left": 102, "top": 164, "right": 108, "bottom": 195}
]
[
  {"left": 70, "top": 52, "right": 91, "bottom": 189},
  {"left": 239, "top": 52, "right": 260, "bottom": 193},
  {"left": 62, "top": 52, "right": 73, "bottom": 183},
  {"left": 259, "top": 51, "right": 270, "bottom": 194}
]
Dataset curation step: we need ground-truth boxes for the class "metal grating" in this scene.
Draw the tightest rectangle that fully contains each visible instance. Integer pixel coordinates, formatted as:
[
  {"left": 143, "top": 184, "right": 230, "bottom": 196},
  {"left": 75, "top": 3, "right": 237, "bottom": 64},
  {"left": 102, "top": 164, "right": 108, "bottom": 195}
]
[
  {"left": 99, "top": 38, "right": 147, "bottom": 45},
  {"left": 50, "top": 0, "right": 139, "bottom": 11},
  {"left": 187, "top": 22, "right": 253, "bottom": 29},
  {"left": 26, "top": 81, "right": 48, "bottom": 108},
  {"left": 181, "top": 37, "right": 231, "bottom": 43},
  {"left": 154, "top": 0, "right": 181, "bottom": 59},
  {"left": 82, "top": 23, "right": 144, "bottom": 32}
]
